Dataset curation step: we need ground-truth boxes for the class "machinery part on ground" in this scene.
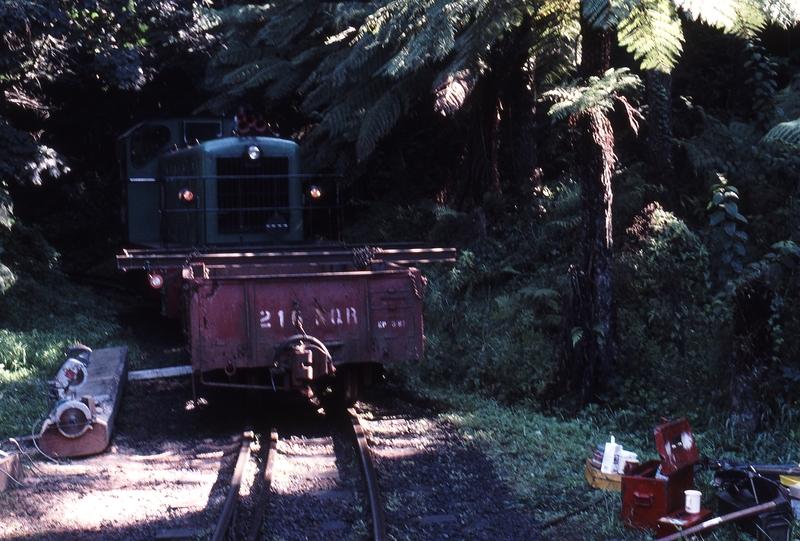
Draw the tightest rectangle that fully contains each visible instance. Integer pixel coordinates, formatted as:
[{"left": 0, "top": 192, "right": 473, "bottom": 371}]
[
  {"left": 52, "top": 345, "right": 92, "bottom": 398},
  {"left": 44, "top": 398, "right": 95, "bottom": 439}
]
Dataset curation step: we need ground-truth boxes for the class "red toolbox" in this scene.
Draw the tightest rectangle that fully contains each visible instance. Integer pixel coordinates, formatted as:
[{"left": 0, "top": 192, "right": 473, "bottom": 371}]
[{"left": 620, "top": 419, "right": 701, "bottom": 530}]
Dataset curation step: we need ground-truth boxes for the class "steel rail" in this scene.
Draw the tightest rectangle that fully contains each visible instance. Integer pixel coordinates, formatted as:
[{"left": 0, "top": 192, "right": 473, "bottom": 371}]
[
  {"left": 246, "top": 429, "right": 278, "bottom": 541},
  {"left": 348, "top": 408, "right": 387, "bottom": 541},
  {"left": 211, "top": 430, "right": 254, "bottom": 541}
]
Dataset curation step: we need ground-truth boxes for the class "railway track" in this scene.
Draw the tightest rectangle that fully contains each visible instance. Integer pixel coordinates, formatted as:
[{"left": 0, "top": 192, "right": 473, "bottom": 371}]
[{"left": 209, "top": 409, "right": 386, "bottom": 541}]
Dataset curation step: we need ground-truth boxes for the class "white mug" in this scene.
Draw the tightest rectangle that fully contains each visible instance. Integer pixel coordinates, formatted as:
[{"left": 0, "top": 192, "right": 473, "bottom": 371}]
[{"left": 685, "top": 489, "right": 702, "bottom": 514}]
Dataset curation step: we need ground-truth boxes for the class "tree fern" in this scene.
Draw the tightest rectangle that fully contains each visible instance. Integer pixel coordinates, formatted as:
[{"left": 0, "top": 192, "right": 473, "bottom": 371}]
[
  {"left": 761, "top": 0, "right": 800, "bottom": 29},
  {"left": 254, "top": 1, "right": 320, "bottom": 47},
  {"left": 531, "top": 0, "right": 580, "bottom": 84},
  {"left": 542, "top": 67, "right": 641, "bottom": 120},
  {"left": 356, "top": 75, "right": 428, "bottom": 159},
  {"left": 617, "top": 0, "right": 683, "bottom": 73}
]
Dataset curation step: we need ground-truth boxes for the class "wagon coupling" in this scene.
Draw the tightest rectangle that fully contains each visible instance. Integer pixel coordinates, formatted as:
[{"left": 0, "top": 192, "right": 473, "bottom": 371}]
[{"left": 271, "top": 334, "right": 334, "bottom": 386}]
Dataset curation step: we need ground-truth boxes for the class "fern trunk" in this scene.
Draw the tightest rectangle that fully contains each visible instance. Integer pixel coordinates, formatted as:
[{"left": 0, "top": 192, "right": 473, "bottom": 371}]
[
  {"left": 645, "top": 70, "right": 675, "bottom": 206},
  {"left": 561, "top": 17, "right": 616, "bottom": 405},
  {"left": 449, "top": 79, "right": 502, "bottom": 210},
  {"left": 729, "top": 277, "right": 773, "bottom": 435},
  {"left": 503, "top": 56, "right": 541, "bottom": 200}
]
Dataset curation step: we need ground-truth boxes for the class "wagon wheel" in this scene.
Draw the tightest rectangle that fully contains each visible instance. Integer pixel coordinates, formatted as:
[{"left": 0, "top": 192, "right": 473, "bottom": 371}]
[{"left": 329, "top": 365, "right": 359, "bottom": 409}]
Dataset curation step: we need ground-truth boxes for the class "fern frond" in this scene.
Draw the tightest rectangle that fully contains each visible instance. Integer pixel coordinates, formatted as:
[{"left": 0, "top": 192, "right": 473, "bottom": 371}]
[
  {"left": 429, "top": 0, "right": 526, "bottom": 115},
  {"left": 301, "top": 35, "right": 392, "bottom": 112},
  {"left": 356, "top": 75, "right": 429, "bottom": 159},
  {"left": 617, "top": 0, "right": 684, "bottom": 73},
  {"left": 728, "top": 1, "right": 768, "bottom": 37},
  {"left": 433, "top": 68, "right": 480, "bottom": 116},
  {"left": 532, "top": 0, "right": 580, "bottom": 82},
  {"left": 582, "top": 0, "right": 642, "bottom": 29},
  {"left": 215, "top": 4, "right": 272, "bottom": 27},
  {"left": 215, "top": 43, "right": 264, "bottom": 67},
  {"left": 379, "top": 0, "right": 462, "bottom": 79},
  {"left": 240, "top": 61, "right": 292, "bottom": 91},
  {"left": 263, "top": 68, "right": 308, "bottom": 103},
  {"left": 673, "top": 0, "right": 738, "bottom": 29},
  {"left": 762, "top": 118, "right": 800, "bottom": 148},
  {"left": 254, "top": 1, "right": 319, "bottom": 47},
  {"left": 542, "top": 67, "right": 641, "bottom": 120},
  {"left": 322, "top": 77, "right": 389, "bottom": 138},
  {"left": 356, "top": 87, "right": 403, "bottom": 160},
  {"left": 220, "top": 61, "right": 263, "bottom": 87},
  {"left": 759, "top": 0, "right": 800, "bottom": 29}
]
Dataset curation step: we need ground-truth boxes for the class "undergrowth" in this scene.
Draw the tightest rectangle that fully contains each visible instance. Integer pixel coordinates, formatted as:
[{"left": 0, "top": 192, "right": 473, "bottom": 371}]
[{"left": 0, "top": 265, "right": 135, "bottom": 441}]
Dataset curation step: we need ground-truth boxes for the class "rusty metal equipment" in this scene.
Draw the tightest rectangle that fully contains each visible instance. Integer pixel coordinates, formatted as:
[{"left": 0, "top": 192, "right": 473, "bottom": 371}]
[
  {"left": 620, "top": 419, "right": 702, "bottom": 533},
  {"left": 118, "top": 246, "right": 454, "bottom": 403}
]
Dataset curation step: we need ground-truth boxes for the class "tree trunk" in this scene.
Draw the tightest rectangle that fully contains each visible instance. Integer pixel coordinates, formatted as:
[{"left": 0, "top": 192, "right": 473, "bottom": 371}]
[
  {"left": 729, "top": 278, "right": 773, "bottom": 435},
  {"left": 563, "top": 19, "right": 616, "bottom": 404},
  {"left": 501, "top": 55, "right": 541, "bottom": 202},
  {"left": 447, "top": 80, "right": 502, "bottom": 210},
  {"left": 544, "top": 19, "right": 617, "bottom": 407},
  {"left": 645, "top": 70, "right": 675, "bottom": 208}
]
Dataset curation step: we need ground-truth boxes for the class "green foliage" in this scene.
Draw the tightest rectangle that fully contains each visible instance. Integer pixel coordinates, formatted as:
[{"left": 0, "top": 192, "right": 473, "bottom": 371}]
[
  {"left": 744, "top": 41, "right": 781, "bottom": 129},
  {"left": 679, "top": 107, "right": 766, "bottom": 196},
  {"left": 708, "top": 178, "right": 748, "bottom": 282},
  {"left": 614, "top": 204, "right": 723, "bottom": 417},
  {"left": 732, "top": 240, "right": 800, "bottom": 401},
  {"left": 763, "top": 118, "right": 800, "bottom": 148},
  {"left": 617, "top": 0, "right": 684, "bottom": 73},
  {"left": 418, "top": 184, "right": 582, "bottom": 405},
  {"left": 542, "top": 67, "right": 641, "bottom": 120},
  {"left": 0, "top": 271, "right": 130, "bottom": 439},
  {"left": 0, "top": 222, "right": 60, "bottom": 280},
  {"left": 581, "top": 0, "right": 641, "bottom": 29}
]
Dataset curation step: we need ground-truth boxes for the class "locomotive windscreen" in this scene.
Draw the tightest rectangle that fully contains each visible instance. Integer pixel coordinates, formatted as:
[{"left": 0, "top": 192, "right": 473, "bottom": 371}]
[{"left": 216, "top": 156, "right": 290, "bottom": 234}]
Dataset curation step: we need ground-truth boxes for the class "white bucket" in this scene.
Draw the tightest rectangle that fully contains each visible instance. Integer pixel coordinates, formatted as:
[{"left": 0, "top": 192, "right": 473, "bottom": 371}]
[{"left": 685, "top": 489, "right": 702, "bottom": 514}]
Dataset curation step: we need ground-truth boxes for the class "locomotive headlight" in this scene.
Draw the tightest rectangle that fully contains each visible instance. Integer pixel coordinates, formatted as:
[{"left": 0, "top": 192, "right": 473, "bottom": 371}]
[
  {"left": 148, "top": 272, "right": 164, "bottom": 289},
  {"left": 309, "top": 185, "right": 322, "bottom": 199},
  {"left": 247, "top": 145, "right": 261, "bottom": 160},
  {"left": 178, "top": 188, "right": 195, "bottom": 203}
]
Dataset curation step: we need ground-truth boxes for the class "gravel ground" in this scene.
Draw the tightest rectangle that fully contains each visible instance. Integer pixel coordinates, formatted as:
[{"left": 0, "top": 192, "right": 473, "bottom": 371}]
[
  {"left": 0, "top": 301, "right": 541, "bottom": 540},
  {"left": 358, "top": 390, "right": 540, "bottom": 540}
]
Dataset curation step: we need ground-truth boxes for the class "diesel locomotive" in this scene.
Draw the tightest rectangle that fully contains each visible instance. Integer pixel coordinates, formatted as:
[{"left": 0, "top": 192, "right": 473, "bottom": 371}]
[{"left": 116, "top": 116, "right": 454, "bottom": 404}]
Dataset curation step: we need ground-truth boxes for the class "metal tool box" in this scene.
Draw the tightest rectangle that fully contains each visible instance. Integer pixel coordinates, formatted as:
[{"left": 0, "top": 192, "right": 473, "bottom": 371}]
[{"left": 621, "top": 419, "right": 700, "bottom": 531}]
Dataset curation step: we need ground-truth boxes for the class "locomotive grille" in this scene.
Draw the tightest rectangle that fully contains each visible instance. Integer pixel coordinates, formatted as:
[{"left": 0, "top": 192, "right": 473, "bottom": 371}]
[{"left": 216, "top": 156, "right": 290, "bottom": 234}]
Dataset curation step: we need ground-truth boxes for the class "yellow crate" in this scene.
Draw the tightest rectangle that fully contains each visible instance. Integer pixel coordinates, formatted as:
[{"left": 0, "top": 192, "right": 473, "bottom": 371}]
[
  {"left": 779, "top": 474, "right": 800, "bottom": 487},
  {"left": 584, "top": 459, "right": 622, "bottom": 491}
]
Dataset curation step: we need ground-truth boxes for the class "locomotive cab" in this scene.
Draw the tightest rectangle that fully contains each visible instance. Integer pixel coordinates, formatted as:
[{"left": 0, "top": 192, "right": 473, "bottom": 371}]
[{"left": 118, "top": 118, "right": 339, "bottom": 248}]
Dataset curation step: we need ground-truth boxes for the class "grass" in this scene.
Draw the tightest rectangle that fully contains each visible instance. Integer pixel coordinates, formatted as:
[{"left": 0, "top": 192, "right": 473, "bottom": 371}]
[
  {"left": 388, "top": 363, "right": 800, "bottom": 541},
  {"left": 0, "top": 273, "right": 137, "bottom": 441}
]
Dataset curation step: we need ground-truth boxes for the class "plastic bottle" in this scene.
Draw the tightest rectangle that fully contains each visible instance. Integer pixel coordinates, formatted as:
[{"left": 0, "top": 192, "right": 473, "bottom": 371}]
[{"left": 600, "top": 436, "right": 621, "bottom": 474}]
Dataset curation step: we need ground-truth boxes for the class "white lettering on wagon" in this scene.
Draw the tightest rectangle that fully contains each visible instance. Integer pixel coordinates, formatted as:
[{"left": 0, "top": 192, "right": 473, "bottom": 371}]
[
  {"left": 259, "top": 307, "right": 357, "bottom": 329},
  {"left": 377, "top": 319, "right": 406, "bottom": 329}
]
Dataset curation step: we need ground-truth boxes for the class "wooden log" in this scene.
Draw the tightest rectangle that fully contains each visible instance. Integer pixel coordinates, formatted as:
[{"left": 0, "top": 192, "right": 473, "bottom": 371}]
[
  {"left": 0, "top": 452, "right": 23, "bottom": 492},
  {"left": 37, "top": 347, "right": 128, "bottom": 458}
]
